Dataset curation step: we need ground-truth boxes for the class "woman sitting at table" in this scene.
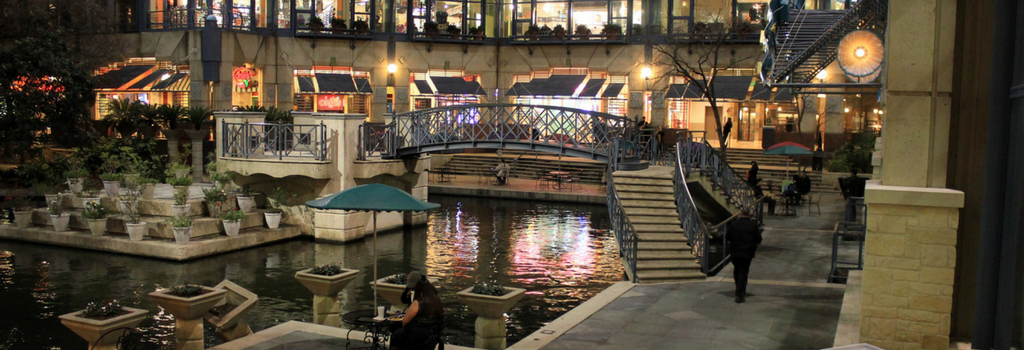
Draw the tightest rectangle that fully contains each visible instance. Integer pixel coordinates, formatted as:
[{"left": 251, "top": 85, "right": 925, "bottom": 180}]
[{"left": 390, "top": 278, "right": 444, "bottom": 350}]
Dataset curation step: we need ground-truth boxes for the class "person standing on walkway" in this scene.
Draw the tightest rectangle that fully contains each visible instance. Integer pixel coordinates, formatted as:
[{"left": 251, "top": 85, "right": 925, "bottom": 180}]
[
  {"left": 722, "top": 118, "right": 733, "bottom": 147},
  {"left": 726, "top": 208, "right": 762, "bottom": 303}
]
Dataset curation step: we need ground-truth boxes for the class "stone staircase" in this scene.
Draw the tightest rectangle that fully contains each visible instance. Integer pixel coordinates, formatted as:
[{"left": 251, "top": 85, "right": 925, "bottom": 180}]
[
  {"left": 725, "top": 148, "right": 837, "bottom": 193},
  {"left": 438, "top": 151, "right": 607, "bottom": 184},
  {"left": 614, "top": 168, "right": 705, "bottom": 283}
]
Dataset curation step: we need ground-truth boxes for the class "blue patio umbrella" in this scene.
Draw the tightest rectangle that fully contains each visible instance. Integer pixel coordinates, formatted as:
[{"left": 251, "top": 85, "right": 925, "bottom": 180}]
[
  {"left": 763, "top": 141, "right": 813, "bottom": 178},
  {"left": 306, "top": 184, "right": 440, "bottom": 309}
]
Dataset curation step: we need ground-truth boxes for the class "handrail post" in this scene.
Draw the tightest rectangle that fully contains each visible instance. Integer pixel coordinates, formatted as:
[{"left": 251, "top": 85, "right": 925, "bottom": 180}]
[
  {"left": 277, "top": 120, "right": 283, "bottom": 160},
  {"left": 243, "top": 120, "right": 250, "bottom": 159}
]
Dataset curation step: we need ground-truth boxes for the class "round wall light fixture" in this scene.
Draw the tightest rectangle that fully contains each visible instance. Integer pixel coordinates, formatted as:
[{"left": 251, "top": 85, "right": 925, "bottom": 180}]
[{"left": 838, "top": 30, "right": 884, "bottom": 82}]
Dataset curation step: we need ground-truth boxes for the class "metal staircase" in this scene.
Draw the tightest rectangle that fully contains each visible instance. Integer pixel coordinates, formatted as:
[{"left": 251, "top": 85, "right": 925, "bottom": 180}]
[{"left": 761, "top": 0, "right": 889, "bottom": 86}]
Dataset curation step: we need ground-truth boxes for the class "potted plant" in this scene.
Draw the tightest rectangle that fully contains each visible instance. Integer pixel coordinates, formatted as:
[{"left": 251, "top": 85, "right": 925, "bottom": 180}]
[
  {"left": 80, "top": 179, "right": 103, "bottom": 208},
  {"left": 220, "top": 209, "right": 245, "bottom": 237},
  {"left": 59, "top": 299, "right": 148, "bottom": 350},
  {"left": 98, "top": 153, "right": 123, "bottom": 198},
  {"left": 330, "top": 17, "right": 347, "bottom": 34},
  {"left": 264, "top": 187, "right": 294, "bottom": 229},
  {"left": 235, "top": 185, "right": 256, "bottom": 213},
  {"left": 435, "top": 11, "right": 449, "bottom": 30},
  {"left": 64, "top": 158, "right": 88, "bottom": 195},
  {"left": 124, "top": 213, "right": 147, "bottom": 242},
  {"left": 575, "top": 24, "right": 590, "bottom": 40},
  {"left": 469, "top": 26, "right": 485, "bottom": 40},
  {"left": 206, "top": 158, "right": 235, "bottom": 191},
  {"left": 307, "top": 16, "right": 325, "bottom": 32},
  {"left": 167, "top": 162, "right": 192, "bottom": 181},
  {"left": 36, "top": 181, "right": 63, "bottom": 205},
  {"left": 457, "top": 282, "right": 527, "bottom": 349},
  {"left": 182, "top": 106, "right": 213, "bottom": 142},
  {"left": 352, "top": 19, "right": 370, "bottom": 35},
  {"left": 47, "top": 196, "right": 70, "bottom": 232},
  {"left": 602, "top": 23, "right": 622, "bottom": 40},
  {"left": 118, "top": 173, "right": 144, "bottom": 215},
  {"left": 552, "top": 24, "right": 566, "bottom": 40},
  {"left": 423, "top": 21, "right": 439, "bottom": 37},
  {"left": 149, "top": 283, "right": 227, "bottom": 348},
  {"left": 103, "top": 99, "right": 141, "bottom": 138},
  {"left": 82, "top": 201, "right": 109, "bottom": 237},
  {"left": 5, "top": 190, "right": 33, "bottom": 228},
  {"left": 526, "top": 24, "right": 540, "bottom": 40},
  {"left": 203, "top": 187, "right": 229, "bottom": 218},
  {"left": 167, "top": 214, "right": 193, "bottom": 244},
  {"left": 172, "top": 185, "right": 191, "bottom": 217},
  {"left": 137, "top": 103, "right": 162, "bottom": 139},
  {"left": 446, "top": 24, "right": 461, "bottom": 37},
  {"left": 369, "top": 273, "right": 412, "bottom": 308},
  {"left": 140, "top": 177, "right": 157, "bottom": 200},
  {"left": 295, "top": 263, "right": 359, "bottom": 326}
]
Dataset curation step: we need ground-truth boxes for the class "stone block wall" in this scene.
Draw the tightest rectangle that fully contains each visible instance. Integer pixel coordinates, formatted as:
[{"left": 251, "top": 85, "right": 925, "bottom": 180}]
[{"left": 860, "top": 203, "right": 959, "bottom": 350}]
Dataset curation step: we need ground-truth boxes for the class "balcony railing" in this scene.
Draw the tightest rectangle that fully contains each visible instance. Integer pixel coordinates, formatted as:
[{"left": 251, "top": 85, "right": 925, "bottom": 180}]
[{"left": 222, "top": 121, "right": 329, "bottom": 161}]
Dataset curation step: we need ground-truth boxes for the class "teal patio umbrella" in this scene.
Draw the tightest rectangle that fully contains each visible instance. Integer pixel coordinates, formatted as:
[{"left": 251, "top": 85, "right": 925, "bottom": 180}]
[
  {"left": 306, "top": 183, "right": 440, "bottom": 309},
  {"left": 763, "top": 141, "right": 813, "bottom": 178}
]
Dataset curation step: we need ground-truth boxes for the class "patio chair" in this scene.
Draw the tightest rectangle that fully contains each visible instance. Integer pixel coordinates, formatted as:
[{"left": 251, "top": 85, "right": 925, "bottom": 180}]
[{"left": 807, "top": 192, "right": 821, "bottom": 216}]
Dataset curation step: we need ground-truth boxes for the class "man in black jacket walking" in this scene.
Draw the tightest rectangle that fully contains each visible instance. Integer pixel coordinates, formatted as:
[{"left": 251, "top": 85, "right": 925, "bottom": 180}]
[{"left": 726, "top": 208, "right": 763, "bottom": 303}]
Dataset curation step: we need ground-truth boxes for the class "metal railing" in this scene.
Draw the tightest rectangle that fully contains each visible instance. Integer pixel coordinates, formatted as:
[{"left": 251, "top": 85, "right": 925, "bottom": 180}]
[
  {"left": 357, "top": 122, "right": 392, "bottom": 160},
  {"left": 222, "top": 121, "right": 329, "bottom": 161},
  {"left": 675, "top": 132, "right": 763, "bottom": 274},
  {"left": 607, "top": 139, "right": 639, "bottom": 282},
  {"left": 365, "top": 104, "right": 639, "bottom": 163}
]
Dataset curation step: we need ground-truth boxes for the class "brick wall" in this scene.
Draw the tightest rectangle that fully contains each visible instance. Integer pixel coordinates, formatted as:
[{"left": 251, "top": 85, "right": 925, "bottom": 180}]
[{"left": 860, "top": 204, "right": 958, "bottom": 350}]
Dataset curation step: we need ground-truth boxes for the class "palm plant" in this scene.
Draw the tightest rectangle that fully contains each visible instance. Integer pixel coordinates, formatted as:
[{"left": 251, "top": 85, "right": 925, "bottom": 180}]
[
  {"left": 104, "top": 99, "right": 143, "bottom": 137},
  {"left": 156, "top": 104, "right": 186, "bottom": 130},
  {"left": 183, "top": 106, "right": 214, "bottom": 130}
]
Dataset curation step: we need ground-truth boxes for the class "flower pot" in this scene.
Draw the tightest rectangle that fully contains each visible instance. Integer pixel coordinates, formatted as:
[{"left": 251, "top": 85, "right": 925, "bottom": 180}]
[
  {"left": 44, "top": 194, "right": 60, "bottom": 205},
  {"left": 120, "top": 200, "right": 138, "bottom": 215},
  {"left": 172, "top": 204, "right": 191, "bottom": 217},
  {"left": 264, "top": 212, "right": 282, "bottom": 229},
  {"left": 13, "top": 210, "right": 33, "bottom": 228},
  {"left": 295, "top": 268, "right": 360, "bottom": 296},
  {"left": 126, "top": 222, "right": 147, "bottom": 241},
  {"left": 87, "top": 219, "right": 107, "bottom": 236},
  {"left": 142, "top": 184, "right": 156, "bottom": 200},
  {"left": 369, "top": 278, "right": 409, "bottom": 308},
  {"left": 222, "top": 220, "right": 241, "bottom": 237},
  {"left": 172, "top": 226, "right": 192, "bottom": 244},
  {"left": 123, "top": 173, "right": 140, "bottom": 184},
  {"left": 50, "top": 213, "right": 70, "bottom": 232},
  {"left": 236, "top": 196, "right": 255, "bottom": 213},
  {"left": 102, "top": 181, "right": 120, "bottom": 198},
  {"left": 206, "top": 202, "right": 222, "bottom": 218},
  {"left": 456, "top": 286, "right": 527, "bottom": 318},
  {"left": 67, "top": 178, "right": 84, "bottom": 194},
  {"left": 59, "top": 307, "right": 148, "bottom": 350},
  {"left": 148, "top": 286, "right": 226, "bottom": 320},
  {"left": 83, "top": 197, "right": 101, "bottom": 208}
]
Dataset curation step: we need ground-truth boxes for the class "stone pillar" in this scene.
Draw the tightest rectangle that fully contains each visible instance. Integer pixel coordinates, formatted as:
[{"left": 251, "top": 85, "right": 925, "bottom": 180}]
[
  {"left": 475, "top": 316, "right": 508, "bottom": 349},
  {"left": 175, "top": 318, "right": 204, "bottom": 350},
  {"left": 312, "top": 294, "right": 342, "bottom": 326},
  {"left": 860, "top": 184, "right": 963, "bottom": 350}
]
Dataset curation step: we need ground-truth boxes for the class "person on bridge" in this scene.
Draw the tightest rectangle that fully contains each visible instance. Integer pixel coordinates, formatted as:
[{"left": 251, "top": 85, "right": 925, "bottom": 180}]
[
  {"left": 493, "top": 159, "right": 510, "bottom": 185},
  {"left": 726, "top": 208, "right": 762, "bottom": 303}
]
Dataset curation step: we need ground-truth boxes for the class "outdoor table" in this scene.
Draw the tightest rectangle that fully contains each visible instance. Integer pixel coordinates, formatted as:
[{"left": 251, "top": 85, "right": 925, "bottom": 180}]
[
  {"left": 549, "top": 171, "right": 571, "bottom": 190},
  {"left": 342, "top": 309, "right": 397, "bottom": 350}
]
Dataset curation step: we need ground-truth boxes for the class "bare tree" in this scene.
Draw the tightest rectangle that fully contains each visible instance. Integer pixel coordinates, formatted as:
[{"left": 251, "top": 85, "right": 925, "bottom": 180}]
[{"left": 653, "top": 16, "right": 763, "bottom": 164}]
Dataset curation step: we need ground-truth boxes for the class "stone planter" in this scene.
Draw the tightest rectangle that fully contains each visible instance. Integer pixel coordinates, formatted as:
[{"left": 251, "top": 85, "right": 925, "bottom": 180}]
[
  {"left": 59, "top": 307, "right": 148, "bottom": 350},
  {"left": 172, "top": 227, "right": 192, "bottom": 244},
  {"left": 67, "top": 178, "right": 84, "bottom": 194},
  {"left": 149, "top": 286, "right": 227, "bottom": 350},
  {"left": 457, "top": 286, "right": 527, "bottom": 350},
  {"left": 126, "top": 222, "right": 147, "bottom": 241},
  {"left": 264, "top": 212, "right": 282, "bottom": 229},
  {"left": 87, "top": 219, "right": 107, "bottom": 236},
  {"left": 295, "top": 268, "right": 359, "bottom": 326},
  {"left": 206, "top": 202, "right": 223, "bottom": 218},
  {"left": 369, "top": 278, "right": 408, "bottom": 309},
  {"left": 203, "top": 280, "right": 258, "bottom": 342},
  {"left": 236, "top": 196, "right": 255, "bottom": 213},
  {"left": 50, "top": 213, "right": 70, "bottom": 232},
  {"left": 13, "top": 210, "right": 33, "bottom": 228},
  {"left": 142, "top": 184, "right": 156, "bottom": 200},
  {"left": 223, "top": 220, "right": 241, "bottom": 237},
  {"left": 102, "top": 181, "right": 120, "bottom": 198},
  {"left": 172, "top": 204, "right": 191, "bottom": 217}
]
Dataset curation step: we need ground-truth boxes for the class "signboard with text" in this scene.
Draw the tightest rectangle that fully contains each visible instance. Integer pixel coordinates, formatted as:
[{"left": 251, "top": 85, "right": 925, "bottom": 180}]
[{"left": 317, "top": 94, "right": 345, "bottom": 111}]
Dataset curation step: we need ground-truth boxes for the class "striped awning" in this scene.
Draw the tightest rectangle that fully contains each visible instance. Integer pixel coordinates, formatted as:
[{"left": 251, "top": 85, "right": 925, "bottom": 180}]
[
  {"left": 413, "top": 80, "right": 433, "bottom": 94},
  {"left": 601, "top": 83, "right": 625, "bottom": 98},
  {"left": 129, "top": 69, "right": 171, "bottom": 90},
  {"left": 665, "top": 83, "right": 703, "bottom": 99},
  {"left": 579, "top": 79, "right": 605, "bottom": 97},
  {"left": 507, "top": 75, "right": 587, "bottom": 96},
  {"left": 354, "top": 78, "right": 373, "bottom": 93},
  {"left": 95, "top": 65, "right": 156, "bottom": 90},
  {"left": 151, "top": 72, "right": 190, "bottom": 91},
  {"left": 296, "top": 76, "right": 316, "bottom": 93},
  {"left": 317, "top": 73, "right": 358, "bottom": 93}
]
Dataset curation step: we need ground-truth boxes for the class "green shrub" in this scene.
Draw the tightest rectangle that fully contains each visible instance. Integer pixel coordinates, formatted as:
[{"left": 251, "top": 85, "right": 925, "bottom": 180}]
[
  {"left": 82, "top": 201, "right": 108, "bottom": 220},
  {"left": 471, "top": 282, "right": 510, "bottom": 296},
  {"left": 168, "top": 284, "right": 207, "bottom": 297},
  {"left": 826, "top": 133, "right": 876, "bottom": 173},
  {"left": 167, "top": 214, "right": 193, "bottom": 228},
  {"left": 82, "top": 300, "right": 126, "bottom": 319},
  {"left": 383, "top": 273, "right": 408, "bottom": 285},
  {"left": 311, "top": 263, "right": 344, "bottom": 276},
  {"left": 220, "top": 209, "right": 246, "bottom": 221}
]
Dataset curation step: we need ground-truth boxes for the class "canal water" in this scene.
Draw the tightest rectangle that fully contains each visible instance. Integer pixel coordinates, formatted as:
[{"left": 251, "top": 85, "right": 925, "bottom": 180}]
[{"left": 0, "top": 195, "right": 621, "bottom": 349}]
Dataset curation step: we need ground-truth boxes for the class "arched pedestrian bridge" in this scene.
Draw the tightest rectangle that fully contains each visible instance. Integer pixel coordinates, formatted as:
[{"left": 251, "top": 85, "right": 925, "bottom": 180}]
[{"left": 358, "top": 104, "right": 653, "bottom": 166}]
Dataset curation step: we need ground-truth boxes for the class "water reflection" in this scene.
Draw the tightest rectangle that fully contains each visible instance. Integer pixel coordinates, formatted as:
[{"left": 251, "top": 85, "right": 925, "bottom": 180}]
[{"left": 0, "top": 195, "right": 618, "bottom": 349}]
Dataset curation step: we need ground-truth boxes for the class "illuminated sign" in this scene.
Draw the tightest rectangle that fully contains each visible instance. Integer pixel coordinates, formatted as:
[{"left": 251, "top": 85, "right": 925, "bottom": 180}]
[
  {"left": 233, "top": 67, "right": 258, "bottom": 89},
  {"left": 317, "top": 95, "right": 345, "bottom": 111}
]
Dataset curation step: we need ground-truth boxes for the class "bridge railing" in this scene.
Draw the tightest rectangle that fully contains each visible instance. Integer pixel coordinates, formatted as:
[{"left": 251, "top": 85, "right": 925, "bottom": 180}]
[
  {"left": 379, "top": 104, "right": 638, "bottom": 162},
  {"left": 607, "top": 139, "right": 639, "bottom": 282},
  {"left": 357, "top": 122, "right": 394, "bottom": 160},
  {"left": 222, "top": 121, "right": 329, "bottom": 161}
]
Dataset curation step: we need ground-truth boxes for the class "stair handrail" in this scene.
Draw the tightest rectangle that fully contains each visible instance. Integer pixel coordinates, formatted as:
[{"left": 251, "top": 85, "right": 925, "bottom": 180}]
[
  {"left": 674, "top": 135, "right": 715, "bottom": 273},
  {"left": 770, "top": 0, "right": 888, "bottom": 84},
  {"left": 607, "top": 139, "right": 640, "bottom": 283},
  {"left": 697, "top": 138, "right": 757, "bottom": 210}
]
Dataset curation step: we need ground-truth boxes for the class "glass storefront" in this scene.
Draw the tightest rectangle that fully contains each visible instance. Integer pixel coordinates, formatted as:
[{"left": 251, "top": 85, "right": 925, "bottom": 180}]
[
  {"left": 502, "top": 0, "right": 635, "bottom": 36},
  {"left": 410, "top": 71, "right": 483, "bottom": 110},
  {"left": 293, "top": 67, "right": 373, "bottom": 113},
  {"left": 93, "top": 58, "right": 190, "bottom": 120}
]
